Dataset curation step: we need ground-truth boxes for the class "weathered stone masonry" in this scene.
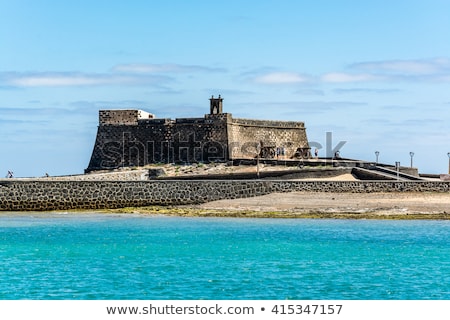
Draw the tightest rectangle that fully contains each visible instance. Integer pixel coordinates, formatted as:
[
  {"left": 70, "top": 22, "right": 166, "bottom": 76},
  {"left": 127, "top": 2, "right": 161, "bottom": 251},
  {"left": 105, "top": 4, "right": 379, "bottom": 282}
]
[
  {"left": 1, "top": 180, "right": 449, "bottom": 211},
  {"left": 86, "top": 96, "right": 310, "bottom": 172}
]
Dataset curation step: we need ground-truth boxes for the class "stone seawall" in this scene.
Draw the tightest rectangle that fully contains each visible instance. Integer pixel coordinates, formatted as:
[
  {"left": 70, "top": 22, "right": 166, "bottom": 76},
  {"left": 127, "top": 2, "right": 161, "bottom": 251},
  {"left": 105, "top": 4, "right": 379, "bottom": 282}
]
[{"left": 1, "top": 180, "right": 449, "bottom": 211}]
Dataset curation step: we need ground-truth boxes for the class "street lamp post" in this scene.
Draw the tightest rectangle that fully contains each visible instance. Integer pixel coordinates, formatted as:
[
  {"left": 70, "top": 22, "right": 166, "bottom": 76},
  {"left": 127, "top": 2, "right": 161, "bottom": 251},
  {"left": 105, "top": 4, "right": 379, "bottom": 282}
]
[
  {"left": 375, "top": 151, "right": 380, "bottom": 164},
  {"left": 256, "top": 142, "right": 261, "bottom": 179},
  {"left": 409, "top": 152, "right": 414, "bottom": 168},
  {"left": 166, "top": 141, "right": 170, "bottom": 164},
  {"left": 395, "top": 161, "right": 400, "bottom": 181},
  {"left": 447, "top": 152, "right": 450, "bottom": 174}
]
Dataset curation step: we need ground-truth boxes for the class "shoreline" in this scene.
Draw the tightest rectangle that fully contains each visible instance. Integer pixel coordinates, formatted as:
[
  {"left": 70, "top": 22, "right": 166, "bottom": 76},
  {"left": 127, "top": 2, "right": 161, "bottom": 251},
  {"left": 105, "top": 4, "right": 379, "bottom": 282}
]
[
  {"left": 4, "top": 209, "right": 448, "bottom": 220},
  {"left": 4, "top": 191, "right": 448, "bottom": 220},
  {"left": 104, "top": 207, "right": 450, "bottom": 220},
  {"left": 97, "top": 189, "right": 450, "bottom": 220}
]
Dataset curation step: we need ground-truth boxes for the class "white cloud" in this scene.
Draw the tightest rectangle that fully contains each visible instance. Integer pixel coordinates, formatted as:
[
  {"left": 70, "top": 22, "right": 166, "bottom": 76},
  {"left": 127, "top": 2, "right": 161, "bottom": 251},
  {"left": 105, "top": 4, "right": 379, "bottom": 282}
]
[
  {"left": 245, "top": 58, "right": 450, "bottom": 86},
  {"left": 321, "top": 72, "right": 381, "bottom": 83},
  {"left": 321, "top": 58, "right": 450, "bottom": 83},
  {"left": 0, "top": 62, "right": 226, "bottom": 88},
  {"left": 351, "top": 58, "right": 450, "bottom": 75},
  {"left": 435, "top": 74, "right": 450, "bottom": 82},
  {"left": 112, "top": 63, "right": 225, "bottom": 74},
  {"left": 333, "top": 88, "right": 401, "bottom": 94},
  {"left": 0, "top": 72, "right": 170, "bottom": 87},
  {"left": 10, "top": 74, "right": 108, "bottom": 87},
  {"left": 254, "top": 72, "right": 310, "bottom": 84}
]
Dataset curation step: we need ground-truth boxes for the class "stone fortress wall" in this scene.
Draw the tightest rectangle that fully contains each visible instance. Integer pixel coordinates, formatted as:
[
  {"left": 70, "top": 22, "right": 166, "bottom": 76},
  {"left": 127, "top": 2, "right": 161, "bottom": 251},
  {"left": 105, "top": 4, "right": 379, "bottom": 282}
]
[
  {"left": 1, "top": 180, "right": 449, "bottom": 211},
  {"left": 86, "top": 96, "right": 310, "bottom": 172},
  {"left": 228, "top": 118, "right": 309, "bottom": 159}
]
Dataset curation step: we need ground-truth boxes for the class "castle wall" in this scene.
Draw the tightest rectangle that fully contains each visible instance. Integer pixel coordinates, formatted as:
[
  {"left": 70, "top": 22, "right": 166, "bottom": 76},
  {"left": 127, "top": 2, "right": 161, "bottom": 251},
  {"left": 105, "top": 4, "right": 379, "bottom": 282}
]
[
  {"left": 87, "top": 112, "right": 231, "bottom": 171},
  {"left": 1, "top": 180, "right": 449, "bottom": 211},
  {"left": 171, "top": 113, "right": 230, "bottom": 163},
  {"left": 86, "top": 105, "right": 310, "bottom": 172},
  {"left": 228, "top": 118, "right": 309, "bottom": 159},
  {"left": 87, "top": 119, "right": 171, "bottom": 170}
]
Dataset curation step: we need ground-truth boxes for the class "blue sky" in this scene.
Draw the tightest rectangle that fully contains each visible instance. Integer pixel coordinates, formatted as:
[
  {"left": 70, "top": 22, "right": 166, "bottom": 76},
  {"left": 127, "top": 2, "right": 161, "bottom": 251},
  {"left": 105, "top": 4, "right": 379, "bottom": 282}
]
[{"left": 1, "top": 0, "right": 450, "bottom": 177}]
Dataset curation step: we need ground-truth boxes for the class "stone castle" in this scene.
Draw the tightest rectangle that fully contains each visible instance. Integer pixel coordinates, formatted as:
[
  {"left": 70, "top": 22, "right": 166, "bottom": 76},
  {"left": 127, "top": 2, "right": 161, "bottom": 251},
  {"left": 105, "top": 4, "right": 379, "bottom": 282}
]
[{"left": 86, "top": 96, "right": 310, "bottom": 172}]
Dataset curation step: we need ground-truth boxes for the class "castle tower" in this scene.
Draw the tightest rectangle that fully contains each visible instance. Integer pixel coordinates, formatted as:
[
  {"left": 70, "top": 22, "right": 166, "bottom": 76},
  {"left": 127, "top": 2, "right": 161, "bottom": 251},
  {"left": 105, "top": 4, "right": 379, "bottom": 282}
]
[{"left": 209, "top": 95, "right": 223, "bottom": 114}]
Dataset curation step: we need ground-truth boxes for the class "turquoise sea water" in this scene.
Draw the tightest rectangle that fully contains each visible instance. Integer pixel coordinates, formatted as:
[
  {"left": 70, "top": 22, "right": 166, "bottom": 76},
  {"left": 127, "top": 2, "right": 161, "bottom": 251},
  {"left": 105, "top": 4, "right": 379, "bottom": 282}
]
[{"left": 0, "top": 213, "right": 449, "bottom": 300}]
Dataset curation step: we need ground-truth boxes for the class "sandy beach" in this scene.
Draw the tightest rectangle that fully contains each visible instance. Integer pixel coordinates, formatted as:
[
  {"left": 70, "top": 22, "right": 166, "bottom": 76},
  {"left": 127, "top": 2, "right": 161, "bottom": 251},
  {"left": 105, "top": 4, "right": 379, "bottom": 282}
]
[
  {"left": 165, "top": 191, "right": 449, "bottom": 220},
  {"left": 100, "top": 190, "right": 450, "bottom": 220}
]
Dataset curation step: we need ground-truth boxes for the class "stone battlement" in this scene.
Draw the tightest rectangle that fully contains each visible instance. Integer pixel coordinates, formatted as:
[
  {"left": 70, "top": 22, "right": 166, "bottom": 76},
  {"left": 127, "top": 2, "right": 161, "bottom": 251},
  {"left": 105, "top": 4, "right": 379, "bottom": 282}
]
[
  {"left": 99, "top": 109, "right": 155, "bottom": 125},
  {"left": 230, "top": 118, "right": 305, "bottom": 128}
]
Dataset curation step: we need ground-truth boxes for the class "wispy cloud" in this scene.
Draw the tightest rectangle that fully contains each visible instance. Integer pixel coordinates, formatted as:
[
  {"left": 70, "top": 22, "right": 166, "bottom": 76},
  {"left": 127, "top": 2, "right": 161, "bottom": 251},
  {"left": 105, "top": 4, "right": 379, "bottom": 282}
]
[
  {"left": 321, "top": 72, "right": 381, "bottom": 83},
  {"left": 68, "top": 100, "right": 151, "bottom": 110},
  {"left": 112, "top": 63, "right": 225, "bottom": 74},
  {"left": 322, "top": 58, "right": 450, "bottom": 83},
  {"left": 350, "top": 58, "right": 450, "bottom": 75},
  {"left": 9, "top": 73, "right": 118, "bottom": 87},
  {"left": 253, "top": 72, "right": 311, "bottom": 84},
  {"left": 244, "top": 58, "right": 450, "bottom": 86},
  {"left": 294, "top": 88, "right": 325, "bottom": 96},
  {"left": 201, "top": 88, "right": 254, "bottom": 96},
  {"left": 232, "top": 100, "right": 368, "bottom": 120},
  {"left": 0, "top": 62, "right": 223, "bottom": 88},
  {"left": 0, "top": 106, "right": 72, "bottom": 116},
  {"left": 0, "top": 71, "right": 171, "bottom": 88},
  {"left": 334, "top": 88, "right": 401, "bottom": 94}
]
